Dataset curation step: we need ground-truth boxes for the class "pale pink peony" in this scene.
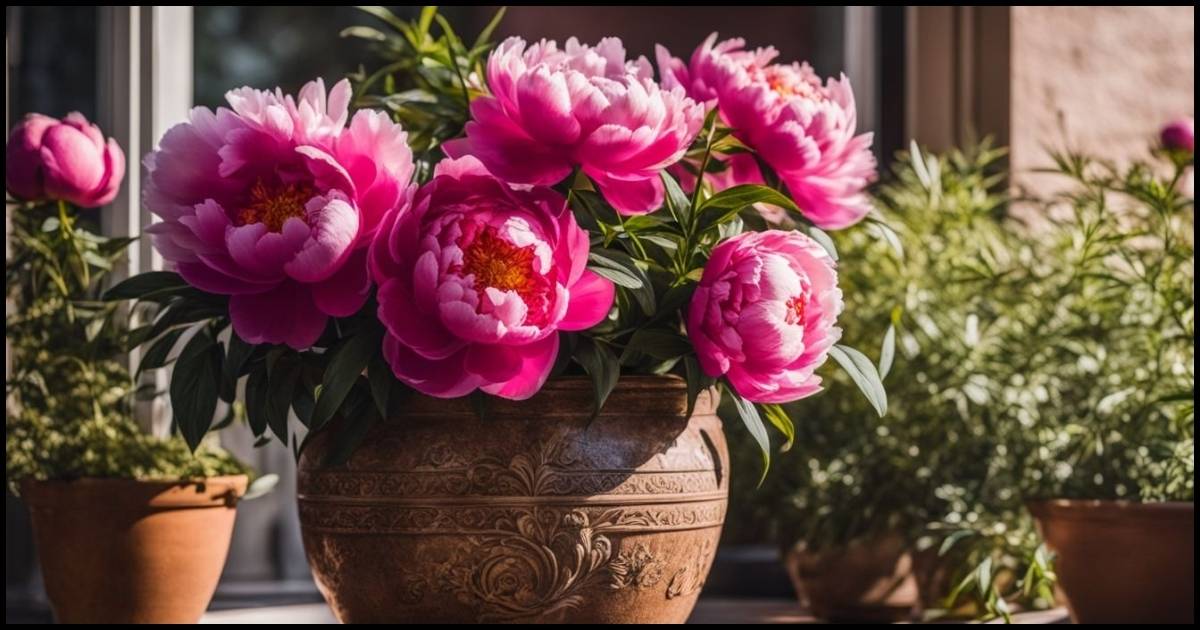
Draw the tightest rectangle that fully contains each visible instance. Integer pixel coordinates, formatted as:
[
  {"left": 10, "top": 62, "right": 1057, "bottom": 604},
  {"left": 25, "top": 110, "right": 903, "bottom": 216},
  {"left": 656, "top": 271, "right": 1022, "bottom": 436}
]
[
  {"left": 369, "top": 156, "right": 614, "bottom": 400},
  {"left": 687, "top": 230, "right": 842, "bottom": 403},
  {"left": 6, "top": 112, "right": 125, "bottom": 208},
  {"left": 445, "top": 36, "right": 705, "bottom": 216},
  {"left": 658, "top": 35, "right": 877, "bottom": 230},
  {"left": 143, "top": 78, "right": 414, "bottom": 350}
]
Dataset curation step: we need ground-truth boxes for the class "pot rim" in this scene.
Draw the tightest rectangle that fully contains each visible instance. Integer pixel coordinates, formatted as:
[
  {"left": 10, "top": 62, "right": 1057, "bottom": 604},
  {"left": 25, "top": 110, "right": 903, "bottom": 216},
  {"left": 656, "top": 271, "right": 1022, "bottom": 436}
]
[
  {"left": 1027, "top": 498, "right": 1195, "bottom": 522},
  {"left": 19, "top": 474, "right": 249, "bottom": 509}
]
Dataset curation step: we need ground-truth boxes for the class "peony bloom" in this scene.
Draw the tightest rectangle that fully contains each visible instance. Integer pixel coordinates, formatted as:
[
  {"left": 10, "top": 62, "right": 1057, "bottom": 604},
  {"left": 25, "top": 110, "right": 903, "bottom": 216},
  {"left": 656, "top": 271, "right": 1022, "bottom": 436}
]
[
  {"left": 144, "top": 78, "right": 414, "bottom": 350},
  {"left": 6, "top": 112, "right": 126, "bottom": 208},
  {"left": 687, "top": 230, "right": 842, "bottom": 403},
  {"left": 1161, "top": 117, "right": 1194, "bottom": 154},
  {"left": 445, "top": 36, "right": 704, "bottom": 216},
  {"left": 658, "top": 35, "right": 876, "bottom": 230},
  {"left": 370, "top": 156, "right": 614, "bottom": 400}
]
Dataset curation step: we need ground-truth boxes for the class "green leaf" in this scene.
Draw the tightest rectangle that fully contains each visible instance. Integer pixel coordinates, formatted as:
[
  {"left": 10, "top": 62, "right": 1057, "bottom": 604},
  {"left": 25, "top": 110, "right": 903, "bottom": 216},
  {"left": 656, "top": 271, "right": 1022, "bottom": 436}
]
[
  {"left": 265, "top": 352, "right": 301, "bottom": 445},
  {"left": 683, "top": 356, "right": 713, "bottom": 419},
  {"left": 367, "top": 352, "right": 395, "bottom": 420},
  {"left": 220, "top": 330, "right": 255, "bottom": 403},
  {"left": 572, "top": 336, "right": 620, "bottom": 417},
  {"left": 244, "top": 364, "right": 269, "bottom": 438},
  {"left": 472, "top": 6, "right": 507, "bottom": 50},
  {"left": 662, "top": 170, "right": 692, "bottom": 230},
  {"left": 654, "top": 281, "right": 696, "bottom": 322},
  {"left": 243, "top": 473, "right": 279, "bottom": 501},
  {"left": 829, "top": 344, "right": 888, "bottom": 417},
  {"left": 798, "top": 223, "right": 839, "bottom": 262},
  {"left": 102, "top": 271, "right": 188, "bottom": 302},
  {"left": 136, "top": 327, "right": 184, "bottom": 375},
  {"left": 938, "top": 529, "right": 976, "bottom": 556},
  {"left": 589, "top": 248, "right": 655, "bottom": 316},
  {"left": 627, "top": 328, "right": 692, "bottom": 361},
  {"left": 324, "top": 404, "right": 379, "bottom": 467},
  {"left": 170, "top": 328, "right": 223, "bottom": 451},
  {"left": 696, "top": 184, "right": 801, "bottom": 232},
  {"left": 309, "top": 328, "right": 381, "bottom": 432},
  {"left": 729, "top": 387, "right": 770, "bottom": 484},
  {"left": 761, "top": 403, "right": 795, "bottom": 452},
  {"left": 878, "top": 323, "right": 896, "bottom": 380}
]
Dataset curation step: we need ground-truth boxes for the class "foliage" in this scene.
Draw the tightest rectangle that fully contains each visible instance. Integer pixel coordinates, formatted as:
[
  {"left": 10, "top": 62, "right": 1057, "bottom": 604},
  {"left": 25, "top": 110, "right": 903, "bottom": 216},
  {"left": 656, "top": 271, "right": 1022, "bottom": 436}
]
[
  {"left": 738, "top": 137, "right": 1193, "bottom": 620},
  {"left": 5, "top": 200, "right": 249, "bottom": 488},
  {"left": 1011, "top": 147, "right": 1194, "bottom": 502}
]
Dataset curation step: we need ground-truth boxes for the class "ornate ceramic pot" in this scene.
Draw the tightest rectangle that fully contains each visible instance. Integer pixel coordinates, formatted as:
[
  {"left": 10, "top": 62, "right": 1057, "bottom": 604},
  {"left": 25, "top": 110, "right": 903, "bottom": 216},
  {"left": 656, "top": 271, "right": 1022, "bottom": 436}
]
[{"left": 298, "top": 376, "right": 727, "bottom": 623}]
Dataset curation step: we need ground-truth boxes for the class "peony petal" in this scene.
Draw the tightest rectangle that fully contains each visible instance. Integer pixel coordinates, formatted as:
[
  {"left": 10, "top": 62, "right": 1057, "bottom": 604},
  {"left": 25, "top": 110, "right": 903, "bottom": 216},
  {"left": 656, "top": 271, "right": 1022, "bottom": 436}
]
[
  {"left": 311, "top": 248, "right": 372, "bottom": 317},
  {"left": 479, "top": 333, "right": 560, "bottom": 400},
  {"left": 283, "top": 193, "right": 360, "bottom": 283},
  {"left": 586, "top": 169, "right": 664, "bottom": 216},
  {"left": 558, "top": 270, "right": 614, "bottom": 331},
  {"left": 228, "top": 281, "right": 328, "bottom": 350},
  {"left": 382, "top": 337, "right": 482, "bottom": 399}
]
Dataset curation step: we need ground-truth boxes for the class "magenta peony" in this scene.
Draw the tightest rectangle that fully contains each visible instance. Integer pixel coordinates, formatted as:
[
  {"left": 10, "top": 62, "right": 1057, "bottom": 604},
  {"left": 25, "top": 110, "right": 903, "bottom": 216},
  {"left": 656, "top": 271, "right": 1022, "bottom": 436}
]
[
  {"left": 658, "top": 35, "right": 876, "bottom": 230},
  {"left": 6, "top": 112, "right": 126, "bottom": 208},
  {"left": 444, "top": 36, "right": 704, "bottom": 216},
  {"left": 143, "top": 78, "right": 414, "bottom": 350},
  {"left": 1161, "top": 117, "right": 1195, "bottom": 154},
  {"left": 369, "top": 156, "right": 615, "bottom": 400},
  {"left": 687, "top": 230, "right": 842, "bottom": 403}
]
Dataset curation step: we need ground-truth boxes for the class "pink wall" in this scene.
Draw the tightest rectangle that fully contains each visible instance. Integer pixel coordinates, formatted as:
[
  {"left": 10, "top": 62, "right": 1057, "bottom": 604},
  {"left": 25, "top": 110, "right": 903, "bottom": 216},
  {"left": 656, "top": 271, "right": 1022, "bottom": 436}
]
[{"left": 1009, "top": 6, "right": 1195, "bottom": 192}]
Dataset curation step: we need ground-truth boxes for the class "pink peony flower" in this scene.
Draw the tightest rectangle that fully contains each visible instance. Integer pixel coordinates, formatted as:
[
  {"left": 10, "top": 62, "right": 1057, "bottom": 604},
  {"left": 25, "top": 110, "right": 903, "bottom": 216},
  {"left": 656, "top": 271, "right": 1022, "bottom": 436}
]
[
  {"left": 144, "top": 78, "right": 414, "bottom": 350},
  {"left": 1161, "top": 117, "right": 1194, "bottom": 153},
  {"left": 369, "top": 156, "right": 615, "bottom": 400},
  {"left": 444, "top": 36, "right": 704, "bottom": 216},
  {"left": 687, "top": 230, "right": 842, "bottom": 403},
  {"left": 658, "top": 35, "right": 877, "bottom": 230},
  {"left": 6, "top": 112, "right": 125, "bottom": 208}
]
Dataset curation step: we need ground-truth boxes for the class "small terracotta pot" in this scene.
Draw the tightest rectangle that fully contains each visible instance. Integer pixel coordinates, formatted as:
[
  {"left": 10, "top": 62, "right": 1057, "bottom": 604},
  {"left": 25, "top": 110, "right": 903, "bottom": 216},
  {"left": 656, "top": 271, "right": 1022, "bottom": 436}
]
[
  {"left": 21, "top": 475, "right": 247, "bottom": 623},
  {"left": 298, "top": 376, "right": 728, "bottom": 623},
  {"left": 783, "top": 533, "right": 920, "bottom": 622},
  {"left": 1028, "top": 499, "right": 1194, "bottom": 624}
]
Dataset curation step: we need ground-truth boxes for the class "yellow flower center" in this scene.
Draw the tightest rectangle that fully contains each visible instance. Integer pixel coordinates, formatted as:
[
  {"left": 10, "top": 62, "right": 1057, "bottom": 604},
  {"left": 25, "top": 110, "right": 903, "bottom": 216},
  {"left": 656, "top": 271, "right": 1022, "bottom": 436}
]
[
  {"left": 462, "top": 227, "right": 537, "bottom": 294},
  {"left": 460, "top": 226, "right": 551, "bottom": 325},
  {"left": 237, "top": 180, "right": 316, "bottom": 231}
]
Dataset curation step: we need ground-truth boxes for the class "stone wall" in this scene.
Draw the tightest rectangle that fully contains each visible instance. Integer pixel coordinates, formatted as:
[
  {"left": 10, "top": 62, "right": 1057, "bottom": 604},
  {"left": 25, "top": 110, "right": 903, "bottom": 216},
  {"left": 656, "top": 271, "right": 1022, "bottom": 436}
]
[{"left": 1009, "top": 6, "right": 1194, "bottom": 193}]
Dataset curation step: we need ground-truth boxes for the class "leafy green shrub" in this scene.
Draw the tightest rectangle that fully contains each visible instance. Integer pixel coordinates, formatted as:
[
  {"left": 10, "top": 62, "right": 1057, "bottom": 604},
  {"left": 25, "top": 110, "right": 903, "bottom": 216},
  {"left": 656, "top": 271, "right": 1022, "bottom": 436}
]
[
  {"left": 733, "top": 136, "right": 1193, "bottom": 620},
  {"left": 5, "top": 201, "right": 248, "bottom": 488}
]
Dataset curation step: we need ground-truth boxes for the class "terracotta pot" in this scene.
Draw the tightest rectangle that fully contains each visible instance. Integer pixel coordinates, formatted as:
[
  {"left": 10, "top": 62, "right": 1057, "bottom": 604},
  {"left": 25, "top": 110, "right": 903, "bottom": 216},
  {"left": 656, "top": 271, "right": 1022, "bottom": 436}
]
[
  {"left": 21, "top": 475, "right": 247, "bottom": 623},
  {"left": 1028, "top": 499, "right": 1194, "bottom": 623},
  {"left": 783, "top": 533, "right": 920, "bottom": 622},
  {"left": 298, "top": 376, "right": 728, "bottom": 623}
]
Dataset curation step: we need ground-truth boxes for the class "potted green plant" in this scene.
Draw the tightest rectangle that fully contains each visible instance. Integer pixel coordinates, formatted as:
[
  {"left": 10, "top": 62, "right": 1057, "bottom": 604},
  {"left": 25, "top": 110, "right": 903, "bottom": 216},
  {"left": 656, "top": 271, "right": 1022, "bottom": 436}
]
[
  {"left": 5, "top": 113, "right": 258, "bottom": 623},
  {"left": 748, "top": 142, "right": 1056, "bottom": 622},
  {"left": 1016, "top": 126, "right": 1194, "bottom": 624}
]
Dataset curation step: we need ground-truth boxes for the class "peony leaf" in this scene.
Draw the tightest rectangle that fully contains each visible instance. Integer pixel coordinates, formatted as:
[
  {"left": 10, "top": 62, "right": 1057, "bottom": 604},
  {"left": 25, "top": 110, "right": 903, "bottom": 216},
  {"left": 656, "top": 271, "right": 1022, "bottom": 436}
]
[
  {"left": 829, "top": 344, "right": 888, "bottom": 417},
  {"left": 761, "top": 403, "right": 795, "bottom": 452},
  {"left": 102, "top": 270, "right": 188, "bottom": 302},
  {"left": 696, "top": 184, "right": 801, "bottom": 232},
  {"left": 170, "top": 327, "right": 222, "bottom": 452},
  {"left": 572, "top": 337, "right": 620, "bottom": 418},
  {"left": 728, "top": 386, "right": 770, "bottom": 485},
  {"left": 309, "top": 328, "right": 382, "bottom": 432},
  {"left": 626, "top": 328, "right": 693, "bottom": 361}
]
